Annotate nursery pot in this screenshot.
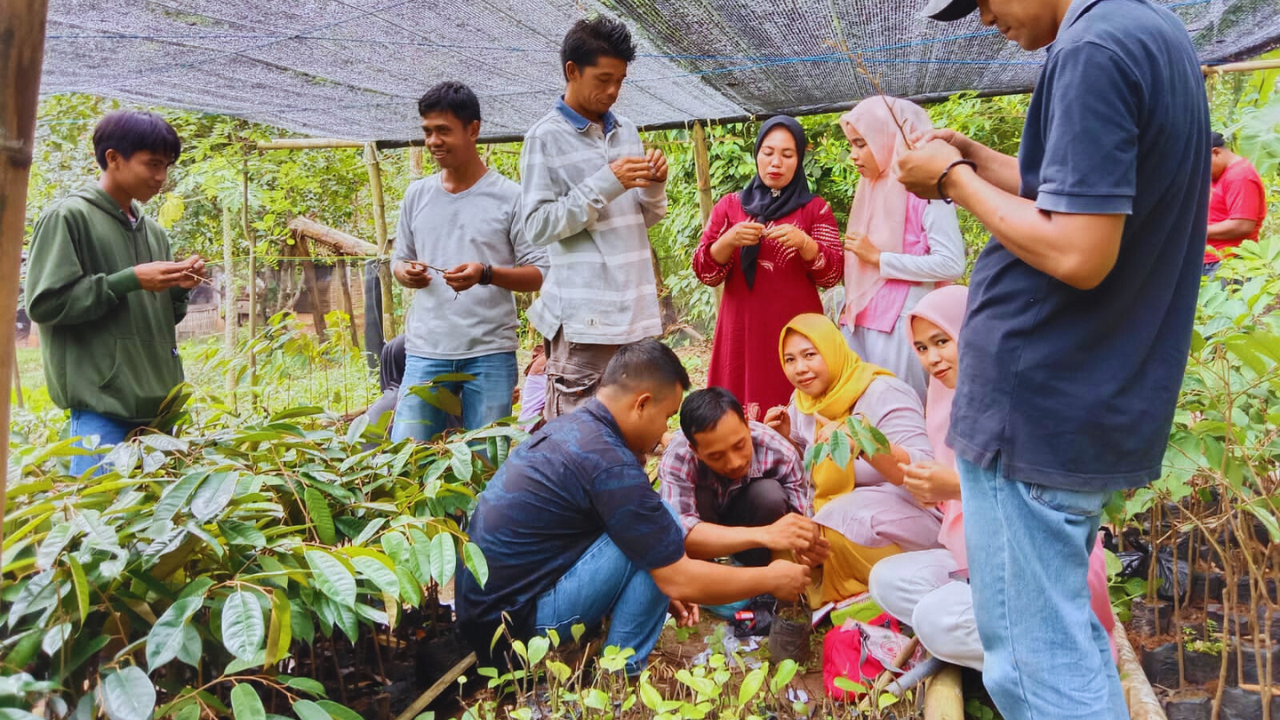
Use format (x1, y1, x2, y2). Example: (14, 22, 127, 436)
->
(769, 615, 811, 664)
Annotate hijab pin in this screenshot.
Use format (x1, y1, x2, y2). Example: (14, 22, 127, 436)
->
(770, 188, 781, 197)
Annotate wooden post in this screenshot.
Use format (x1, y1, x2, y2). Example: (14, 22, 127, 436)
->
(0, 0, 47, 548)
(336, 259, 359, 348)
(11, 339, 22, 410)
(286, 217, 380, 257)
(692, 121, 722, 306)
(242, 157, 257, 343)
(295, 235, 328, 341)
(409, 146, 424, 179)
(222, 205, 237, 403)
(692, 121, 715, 227)
(923, 664, 963, 720)
(364, 142, 396, 343)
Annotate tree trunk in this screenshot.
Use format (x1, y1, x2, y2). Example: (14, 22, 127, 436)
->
(0, 0, 49, 545)
(287, 216, 379, 257)
(337, 259, 359, 348)
(295, 236, 328, 340)
(222, 205, 237, 402)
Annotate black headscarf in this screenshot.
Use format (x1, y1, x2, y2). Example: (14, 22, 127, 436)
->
(737, 116, 815, 289)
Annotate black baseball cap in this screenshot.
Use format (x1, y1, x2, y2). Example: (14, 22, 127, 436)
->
(924, 0, 978, 21)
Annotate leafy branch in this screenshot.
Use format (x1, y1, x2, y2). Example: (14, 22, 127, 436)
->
(803, 416, 891, 473)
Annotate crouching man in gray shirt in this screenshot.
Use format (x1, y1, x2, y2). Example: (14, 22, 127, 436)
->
(391, 82, 549, 442)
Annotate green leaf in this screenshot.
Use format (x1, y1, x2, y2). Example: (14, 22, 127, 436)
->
(381, 531, 411, 567)
(352, 518, 385, 548)
(462, 542, 488, 589)
(219, 520, 267, 547)
(292, 700, 331, 720)
(395, 567, 423, 607)
(527, 635, 549, 666)
(304, 488, 337, 545)
(878, 692, 898, 710)
(265, 590, 292, 668)
(270, 406, 325, 422)
(306, 551, 357, 608)
(98, 667, 156, 720)
(409, 530, 433, 586)
(284, 677, 327, 698)
(176, 624, 202, 668)
(345, 415, 370, 446)
(833, 676, 865, 695)
(147, 595, 204, 671)
(221, 590, 266, 662)
(738, 665, 767, 706)
(351, 556, 400, 598)
(316, 700, 364, 720)
(191, 471, 238, 521)
(231, 683, 266, 720)
(68, 556, 90, 624)
(449, 442, 473, 482)
(828, 427, 852, 469)
(428, 532, 455, 586)
(151, 471, 207, 527)
(36, 521, 80, 570)
(770, 659, 798, 694)
(639, 680, 664, 710)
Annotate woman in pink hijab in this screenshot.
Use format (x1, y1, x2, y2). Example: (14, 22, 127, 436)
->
(867, 285, 1117, 670)
(839, 97, 965, 404)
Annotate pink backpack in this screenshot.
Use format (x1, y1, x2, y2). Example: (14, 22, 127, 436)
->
(822, 612, 922, 700)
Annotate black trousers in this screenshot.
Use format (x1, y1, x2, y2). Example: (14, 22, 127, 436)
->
(694, 478, 789, 567)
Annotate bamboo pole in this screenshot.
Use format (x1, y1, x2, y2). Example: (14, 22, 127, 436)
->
(364, 142, 396, 343)
(0, 0, 48, 549)
(11, 339, 23, 410)
(1113, 614, 1167, 720)
(393, 652, 475, 720)
(222, 205, 237, 405)
(1204, 59, 1280, 76)
(692, 121, 715, 227)
(242, 157, 257, 345)
(923, 664, 964, 720)
(409, 146, 424, 179)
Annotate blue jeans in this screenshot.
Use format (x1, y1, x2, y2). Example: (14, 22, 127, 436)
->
(390, 352, 518, 442)
(534, 532, 669, 676)
(69, 410, 144, 477)
(958, 457, 1125, 720)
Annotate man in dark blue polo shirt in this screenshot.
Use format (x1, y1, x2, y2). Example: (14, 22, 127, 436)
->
(456, 339, 812, 676)
(896, 0, 1209, 717)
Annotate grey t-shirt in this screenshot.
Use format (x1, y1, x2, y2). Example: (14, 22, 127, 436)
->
(393, 171, 549, 359)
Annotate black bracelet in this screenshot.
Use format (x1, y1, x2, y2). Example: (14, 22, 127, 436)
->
(479, 263, 493, 286)
(937, 159, 977, 205)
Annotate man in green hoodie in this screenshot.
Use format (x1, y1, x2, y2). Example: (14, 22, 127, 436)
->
(25, 110, 205, 476)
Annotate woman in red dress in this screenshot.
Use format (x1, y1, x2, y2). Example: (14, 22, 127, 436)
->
(693, 116, 843, 415)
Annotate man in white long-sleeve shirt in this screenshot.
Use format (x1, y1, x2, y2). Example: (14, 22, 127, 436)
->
(520, 17, 669, 420)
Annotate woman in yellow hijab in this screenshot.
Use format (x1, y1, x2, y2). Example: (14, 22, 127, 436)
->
(764, 313, 942, 604)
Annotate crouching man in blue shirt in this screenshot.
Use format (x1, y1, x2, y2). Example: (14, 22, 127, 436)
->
(896, 0, 1210, 717)
(456, 339, 811, 676)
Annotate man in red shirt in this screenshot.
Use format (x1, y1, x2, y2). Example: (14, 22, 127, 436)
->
(1205, 131, 1268, 276)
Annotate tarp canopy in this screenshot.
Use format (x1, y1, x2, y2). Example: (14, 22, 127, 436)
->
(40, 0, 1280, 142)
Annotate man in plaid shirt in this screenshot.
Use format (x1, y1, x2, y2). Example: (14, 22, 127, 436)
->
(660, 388, 829, 568)
(520, 17, 669, 420)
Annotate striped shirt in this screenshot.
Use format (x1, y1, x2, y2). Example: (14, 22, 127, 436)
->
(659, 420, 812, 535)
(520, 100, 666, 344)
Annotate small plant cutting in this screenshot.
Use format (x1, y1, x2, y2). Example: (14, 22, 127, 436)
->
(803, 415, 892, 474)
